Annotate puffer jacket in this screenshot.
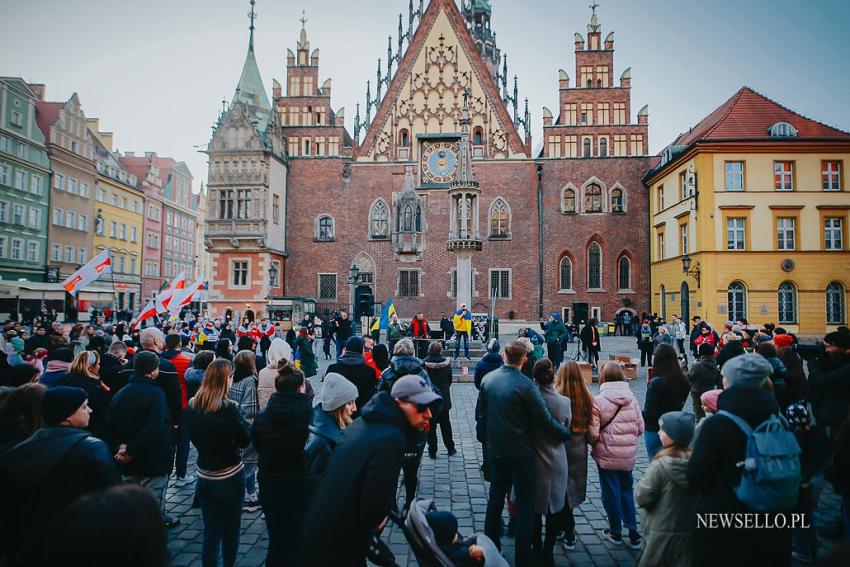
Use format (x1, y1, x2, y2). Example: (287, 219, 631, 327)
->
(588, 381, 644, 471)
(635, 455, 697, 567)
(423, 354, 453, 410)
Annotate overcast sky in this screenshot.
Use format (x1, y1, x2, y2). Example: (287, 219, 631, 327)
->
(3, 0, 849, 190)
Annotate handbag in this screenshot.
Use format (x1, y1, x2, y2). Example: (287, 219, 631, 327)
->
(366, 533, 398, 567)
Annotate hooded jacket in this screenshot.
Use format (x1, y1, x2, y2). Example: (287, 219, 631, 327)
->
(635, 455, 697, 567)
(423, 354, 453, 410)
(327, 352, 379, 413)
(377, 354, 431, 393)
(251, 391, 312, 485)
(474, 352, 504, 390)
(687, 355, 721, 395)
(588, 381, 644, 471)
(300, 391, 414, 565)
(304, 404, 343, 496)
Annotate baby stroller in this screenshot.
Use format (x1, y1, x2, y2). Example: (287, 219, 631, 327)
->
(376, 499, 508, 567)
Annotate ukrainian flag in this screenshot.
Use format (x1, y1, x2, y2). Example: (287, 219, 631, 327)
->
(197, 328, 208, 345)
(373, 299, 396, 331)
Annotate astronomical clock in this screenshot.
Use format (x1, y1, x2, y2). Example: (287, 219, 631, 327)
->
(420, 137, 460, 187)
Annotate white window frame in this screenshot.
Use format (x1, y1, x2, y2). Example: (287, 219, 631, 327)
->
(825, 217, 843, 250)
(826, 282, 846, 325)
(51, 243, 60, 261)
(26, 241, 37, 262)
(725, 161, 744, 192)
(10, 239, 22, 260)
(78, 248, 87, 265)
(12, 204, 24, 225)
(822, 160, 842, 191)
(774, 161, 794, 191)
(777, 217, 796, 251)
(64, 245, 74, 263)
(0, 236, 7, 258)
(727, 218, 746, 251)
(777, 282, 797, 324)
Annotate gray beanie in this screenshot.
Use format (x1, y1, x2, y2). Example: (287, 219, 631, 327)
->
(320, 372, 359, 412)
(723, 353, 774, 388)
(658, 411, 695, 447)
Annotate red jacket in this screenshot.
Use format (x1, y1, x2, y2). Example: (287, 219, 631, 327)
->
(411, 318, 431, 338)
(364, 352, 381, 380)
(162, 350, 192, 409)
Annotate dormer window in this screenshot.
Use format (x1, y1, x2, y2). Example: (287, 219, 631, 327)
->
(769, 122, 798, 138)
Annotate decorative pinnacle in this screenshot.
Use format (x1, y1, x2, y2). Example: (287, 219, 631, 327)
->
(248, 0, 257, 51)
(299, 8, 307, 30)
(589, 1, 599, 17)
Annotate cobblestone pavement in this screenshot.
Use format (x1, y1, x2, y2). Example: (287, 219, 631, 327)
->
(165, 336, 835, 566)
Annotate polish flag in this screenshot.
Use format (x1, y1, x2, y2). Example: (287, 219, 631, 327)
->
(62, 250, 112, 297)
(167, 279, 205, 314)
(130, 301, 158, 332)
(155, 272, 187, 312)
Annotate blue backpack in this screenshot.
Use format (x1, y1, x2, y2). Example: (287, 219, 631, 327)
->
(717, 410, 801, 511)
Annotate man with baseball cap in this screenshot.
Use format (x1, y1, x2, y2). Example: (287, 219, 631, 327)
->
(0, 386, 121, 564)
(301, 374, 441, 565)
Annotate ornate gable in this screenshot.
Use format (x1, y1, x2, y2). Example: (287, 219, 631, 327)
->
(357, 0, 526, 162)
(208, 103, 266, 153)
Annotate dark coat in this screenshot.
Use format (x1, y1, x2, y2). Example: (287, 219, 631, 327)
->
(300, 391, 414, 565)
(377, 354, 431, 393)
(118, 349, 181, 426)
(334, 317, 353, 342)
(687, 355, 722, 395)
(579, 324, 600, 352)
(423, 354, 453, 410)
(295, 336, 318, 378)
(327, 353, 377, 413)
(687, 386, 790, 566)
(473, 352, 504, 390)
(0, 427, 121, 564)
(828, 417, 850, 496)
(63, 372, 111, 440)
(108, 374, 174, 477)
(251, 391, 312, 485)
(809, 355, 850, 431)
(304, 404, 343, 496)
(99, 352, 128, 392)
(187, 400, 250, 472)
(715, 341, 745, 369)
(642, 374, 690, 432)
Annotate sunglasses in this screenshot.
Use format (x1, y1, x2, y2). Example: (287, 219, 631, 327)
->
(403, 399, 431, 413)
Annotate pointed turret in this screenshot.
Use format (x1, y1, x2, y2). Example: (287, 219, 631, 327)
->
(234, 0, 271, 115)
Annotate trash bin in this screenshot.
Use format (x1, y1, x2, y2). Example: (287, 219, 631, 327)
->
(597, 323, 608, 337)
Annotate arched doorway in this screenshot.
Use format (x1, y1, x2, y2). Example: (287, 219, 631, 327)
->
(225, 308, 233, 322)
(244, 309, 255, 323)
(680, 281, 690, 330)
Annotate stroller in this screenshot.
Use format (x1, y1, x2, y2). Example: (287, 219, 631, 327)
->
(373, 499, 509, 567)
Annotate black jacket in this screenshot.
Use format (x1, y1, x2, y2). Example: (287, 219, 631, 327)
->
(474, 353, 504, 390)
(715, 341, 745, 369)
(579, 324, 600, 352)
(687, 386, 789, 566)
(118, 349, 181, 426)
(377, 355, 431, 392)
(423, 354, 453, 410)
(63, 372, 111, 440)
(829, 417, 850, 495)
(809, 355, 850, 431)
(188, 400, 250, 472)
(108, 375, 174, 477)
(0, 427, 121, 564)
(335, 318, 353, 342)
(251, 391, 311, 484)
(476, 365, 570, 458)
(642, 374, 690, 432)
(688, 355, 722, 395)
(327, 353, 377, 413)
(300, 391, 414, 565)
(99, 352, 128, 392)
(304, 404, 343, 496)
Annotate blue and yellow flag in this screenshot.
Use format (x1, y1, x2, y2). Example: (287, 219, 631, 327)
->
(377, 299, 397, 330)
(197, 328, 208, 345)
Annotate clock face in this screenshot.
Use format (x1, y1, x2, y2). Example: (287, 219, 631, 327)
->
(421, 141, 459, 184)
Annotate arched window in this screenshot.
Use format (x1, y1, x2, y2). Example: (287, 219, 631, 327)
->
(585, 183, 603, 213)
(583, 138, 592, 158)
(559, 257, 573, 290)
(415, 205, 422, 232)
(473, 127, 483, 145)
(489, 198, 510, 238)
(728, 282, 747, 322)
(611, 188, 624, 212)
(618, 256, 631, 290)
(399, 129, 410, 147)
(827, 282, 846, 324)
(316, 215, 334, 241)
(562, 188, 576, 213)
(402, 205, 413, 232)
(778, 282, 797, 324)
(660, 284, 667, 320)
(588, 242, 602, 289)
(599, 138, 608, 158)
(369, 200, 389, 238)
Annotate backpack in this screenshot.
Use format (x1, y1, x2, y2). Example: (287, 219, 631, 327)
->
(716, 410, 801, 511)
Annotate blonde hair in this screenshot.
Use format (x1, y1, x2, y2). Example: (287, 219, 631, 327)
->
(599, 362, 625, 384)
(190, 359, 233, 414)
(329, 404, 354, 429)
(554, 361, 593, 433)
(70, 350, 100, 379)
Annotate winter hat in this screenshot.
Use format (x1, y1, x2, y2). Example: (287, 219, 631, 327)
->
(48, 348, 75, 363)
(267, 338, 293, 367)
(320, 373, 359, 412)
(756, 334, 774, 344)
(784, 401, 812, 432)
(700, 389, 722, 414)
(658, 411, 695, 446)
(722, 353, 774, 388)
(134, 351, 160, 375)
(824, 327, 850, 349)
(10, 336, 24, 353)
(345, 336, 365, 354)
(486, 338, 501, 354)
(41, 386, 88, 426)
(424, 510, 458, 547)
(773, 334, 794, 348)
(551, 312, 561, 321)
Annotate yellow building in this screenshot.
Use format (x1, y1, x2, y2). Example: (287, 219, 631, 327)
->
(646, 87, 850, 337)
(88, 120, 145, 313)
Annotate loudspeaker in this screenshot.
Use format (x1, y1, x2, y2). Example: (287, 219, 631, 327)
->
(572, 302, 589, 325)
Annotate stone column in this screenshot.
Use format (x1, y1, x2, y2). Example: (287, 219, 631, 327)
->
(455, 250, 473, 309)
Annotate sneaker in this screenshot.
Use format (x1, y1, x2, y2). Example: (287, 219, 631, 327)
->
(428, 452, 437, 459)
(603, 528, 622, 545)
(164, 516, 180, 529)
(627, 530, 642, 550)
(447, 448, 457, 457)
(791, 552, 813, 564)
(562, 532, 576, 550)
(174, 474, 195, 487)
(242, 497, 261, 513)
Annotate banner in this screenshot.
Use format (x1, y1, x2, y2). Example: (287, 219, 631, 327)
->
(129, 301, 158, 332)
(61, 250, 111, 297)
(167, 279, 204, 314)
(155, 272, 187, 312)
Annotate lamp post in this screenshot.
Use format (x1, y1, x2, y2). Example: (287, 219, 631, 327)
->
(681, 253, 701, 288)
(267, 263, 278, 319)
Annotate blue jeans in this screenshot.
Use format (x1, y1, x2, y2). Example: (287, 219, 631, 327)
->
(260, 482, 307, 567)
(644, 431, 662, 460)
(485, 453, 536, 567)
(454, 331, 469, 358)
(243, 462, 257, 497)
(198, 474, 243, 567)
(598, 468, 638, 535)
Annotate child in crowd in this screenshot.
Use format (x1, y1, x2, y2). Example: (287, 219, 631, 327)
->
(425, 510, 485, 566)
(635, 411, 697, 566)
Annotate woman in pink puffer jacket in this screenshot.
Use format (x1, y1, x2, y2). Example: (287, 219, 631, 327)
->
(588, 363, 645, 549)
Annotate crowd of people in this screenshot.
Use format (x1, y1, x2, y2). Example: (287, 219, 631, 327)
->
(0, 309, 849, 567)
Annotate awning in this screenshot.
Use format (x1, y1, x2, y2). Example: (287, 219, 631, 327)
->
(0, 281, 114, 301)
(78, 288, 116, 302)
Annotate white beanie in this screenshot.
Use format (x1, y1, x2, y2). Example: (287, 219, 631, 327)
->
(267, 337, 292, 367)
(320, 373, 359, 412)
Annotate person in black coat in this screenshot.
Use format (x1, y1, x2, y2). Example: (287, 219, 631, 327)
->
(474, 340, 504, 390)
(108, 351, 176, 526)
(100, 341, 129, 392)
(118, 328, 182, 430)
(0, 386, 121, 566)
(251, 362, 313, 567)
(333, 312, 353, 359)
(808, 327, 850, 435)
(688, 354, 791, 567)
(64, 351, 112, 440)
(300, 376, 440, 566)
(423, 341, 456, 458)
(715, 336, 746, 369)
(325, 336, 378, 415)
(642, 344, 690, 458)
(579, 319, 601, 369)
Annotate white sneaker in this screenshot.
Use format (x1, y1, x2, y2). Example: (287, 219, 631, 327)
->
(175, 475, 196, 487)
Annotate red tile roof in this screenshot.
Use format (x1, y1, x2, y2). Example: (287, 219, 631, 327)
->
(675, 87, 850, 146)
(35, 101, 64, 139)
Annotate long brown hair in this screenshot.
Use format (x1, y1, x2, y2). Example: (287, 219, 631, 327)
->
(554, 361, 593, 433)
(329, 405, 354, 429)
(190, 359, 233, 414)
(70, 350, 100, 379)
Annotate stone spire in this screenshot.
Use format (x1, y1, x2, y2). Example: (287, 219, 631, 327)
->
(588, 1, 601, 34)
(454, 90, 476, 187)
(234, 0, 271, 112)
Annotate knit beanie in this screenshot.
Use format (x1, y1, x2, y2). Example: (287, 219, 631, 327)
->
(658, 411, 695, 446)
(424, 510, 458, 548)
(42, 386, 88, 426)
(486, 338, 501, 354)
(700, 389, 722, 414)
(134, 351, 160, 375)
(773, 334, 794, 348)
(722, 353, 773, 388)
(320, 373, 359, 412)
(345, 336, 364, 354)
(10, 336, 24, 353)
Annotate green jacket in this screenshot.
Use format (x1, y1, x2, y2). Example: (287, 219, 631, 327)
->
(387, 322, 404, 341)
(544, 320, 568, 344)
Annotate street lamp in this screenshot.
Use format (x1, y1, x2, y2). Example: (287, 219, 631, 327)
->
(267, 263, 278, 319)
(681, 254, 701, 288)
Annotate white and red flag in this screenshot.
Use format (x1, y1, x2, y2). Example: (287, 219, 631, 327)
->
(61, 250, 112, 297)
(155, 272, 187, 312)
(167, 279, 205, 314)
(129, 301, 158, 332)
